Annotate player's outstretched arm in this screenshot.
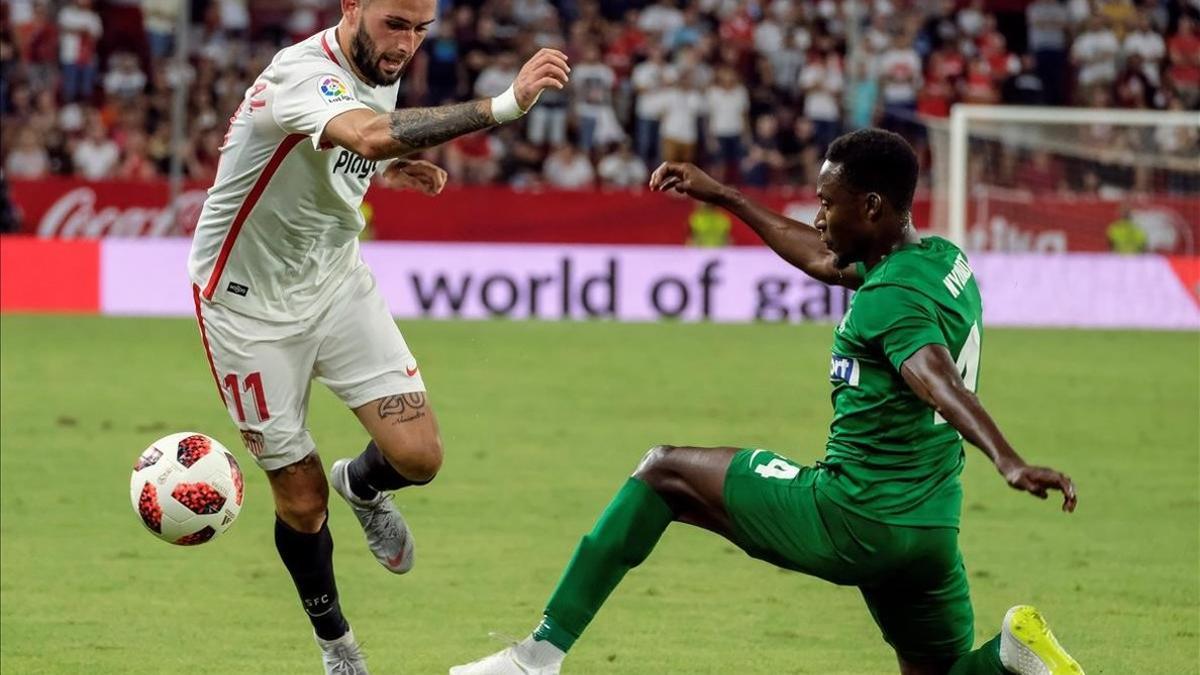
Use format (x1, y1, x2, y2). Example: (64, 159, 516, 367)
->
(899, 344, 1079, 512)
(649, 162, 860, 288)
(323, 48, 569, 160)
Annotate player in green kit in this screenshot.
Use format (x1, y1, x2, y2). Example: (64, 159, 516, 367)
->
(451, 129, 1083, 675)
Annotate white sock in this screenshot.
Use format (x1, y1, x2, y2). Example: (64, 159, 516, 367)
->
(513, 635, 566, 668)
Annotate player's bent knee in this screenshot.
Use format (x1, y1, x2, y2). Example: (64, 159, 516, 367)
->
(405, 439, 443, 482)
(377, 435, 444, 483)
(275, 492, 329, 533)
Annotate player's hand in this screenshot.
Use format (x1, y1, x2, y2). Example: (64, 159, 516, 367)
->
(513, 48, 570, 111)
(649, 162, 731, 205)
(1002, 463, 1078, 512)
(381, 159, 447, 196)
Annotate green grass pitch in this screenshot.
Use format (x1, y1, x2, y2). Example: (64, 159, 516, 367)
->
(1, 316, 1197, 674)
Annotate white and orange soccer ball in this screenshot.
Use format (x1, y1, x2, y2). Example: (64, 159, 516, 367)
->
(130, 432, 244, 546)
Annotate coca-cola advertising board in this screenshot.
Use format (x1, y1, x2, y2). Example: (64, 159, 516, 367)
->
(8, 178, 1198, 253)
(10, 178, 210, 238)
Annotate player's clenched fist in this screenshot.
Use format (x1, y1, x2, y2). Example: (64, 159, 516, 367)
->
(649, 162, 731, 205)
(381, 159, 448, 196)
(513, 48, 570, 112)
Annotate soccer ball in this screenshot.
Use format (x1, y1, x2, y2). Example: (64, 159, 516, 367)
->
(130, 432, 244, 546)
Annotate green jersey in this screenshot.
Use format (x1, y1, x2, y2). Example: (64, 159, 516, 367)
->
(818, 237, 983, 528)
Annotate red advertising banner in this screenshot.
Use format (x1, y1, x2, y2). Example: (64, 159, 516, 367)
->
(965, 191, 1199, 254)
(0, 237, 100, 312)
(7, 178, 1197, 253)
(358, 185, 861, 246)
(5, 178, 828, 245)
(8, 177, 211, 238)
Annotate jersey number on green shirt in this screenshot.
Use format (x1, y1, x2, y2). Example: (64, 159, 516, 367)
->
(933, 321, 981, 425)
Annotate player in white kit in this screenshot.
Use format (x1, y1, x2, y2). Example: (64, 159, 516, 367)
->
(187, 0, 569, 672)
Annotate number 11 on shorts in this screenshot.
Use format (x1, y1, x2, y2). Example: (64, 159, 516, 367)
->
(223, 372, 270, 422)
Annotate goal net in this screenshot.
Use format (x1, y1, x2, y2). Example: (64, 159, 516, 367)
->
(925, 105, 1199, 255)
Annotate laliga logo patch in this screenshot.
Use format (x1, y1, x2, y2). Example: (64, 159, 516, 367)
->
(319, 76, 354, 104)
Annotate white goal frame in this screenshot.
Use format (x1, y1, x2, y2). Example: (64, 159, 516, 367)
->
(946, 104, 1200, 245)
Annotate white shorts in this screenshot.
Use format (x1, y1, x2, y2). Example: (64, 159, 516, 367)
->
(191, 265, 425, 471)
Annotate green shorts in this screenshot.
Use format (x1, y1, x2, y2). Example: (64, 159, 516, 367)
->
(723, 449, 974, 662)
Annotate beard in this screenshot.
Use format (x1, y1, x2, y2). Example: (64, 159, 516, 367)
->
(349, 22, 407, 87)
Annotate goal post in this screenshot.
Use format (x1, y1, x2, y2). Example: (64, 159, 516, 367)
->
(930, 104, 1199, 253)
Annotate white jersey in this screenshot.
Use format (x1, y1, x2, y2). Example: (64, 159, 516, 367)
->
(188, 28, 399, 321)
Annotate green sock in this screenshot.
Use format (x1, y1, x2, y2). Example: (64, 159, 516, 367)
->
(947, 635, 1005, 675)
(532, 477, 674, 652)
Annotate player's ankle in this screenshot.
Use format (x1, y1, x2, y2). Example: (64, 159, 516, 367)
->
(314, 618, 351, 642)
(531, 614, 577, 653)
(345, 453, 382, 501)
(514, 635, 566, 668)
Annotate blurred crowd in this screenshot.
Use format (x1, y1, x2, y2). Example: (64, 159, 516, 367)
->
(1, 0, 1198, 191)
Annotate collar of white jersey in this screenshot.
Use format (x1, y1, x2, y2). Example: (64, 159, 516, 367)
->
(319, 28, 361, 83)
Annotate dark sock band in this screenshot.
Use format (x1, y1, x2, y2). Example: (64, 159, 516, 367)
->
(346, 441, 431, 500)
(274, 514, 349, 641)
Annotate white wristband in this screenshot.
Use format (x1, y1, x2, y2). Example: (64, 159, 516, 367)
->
(490, 84, 527, 124)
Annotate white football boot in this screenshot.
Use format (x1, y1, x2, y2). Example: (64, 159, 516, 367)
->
(449, 637, 563, 675)
(330, 459, 414, 574)
(316, 629, 369, 675)
(999, 605, 1084, 675)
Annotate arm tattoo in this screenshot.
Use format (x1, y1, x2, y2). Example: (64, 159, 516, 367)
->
(388, 100, 495, 155)
(378, 392, 428, 425)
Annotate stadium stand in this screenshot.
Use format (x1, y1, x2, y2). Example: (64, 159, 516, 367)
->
(1, 0, 1197, 190)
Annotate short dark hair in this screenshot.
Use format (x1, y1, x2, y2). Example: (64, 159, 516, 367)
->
(825, 129, 919, 214)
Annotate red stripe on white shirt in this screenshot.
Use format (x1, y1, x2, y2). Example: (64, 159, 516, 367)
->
(202, 133, 306, 300)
